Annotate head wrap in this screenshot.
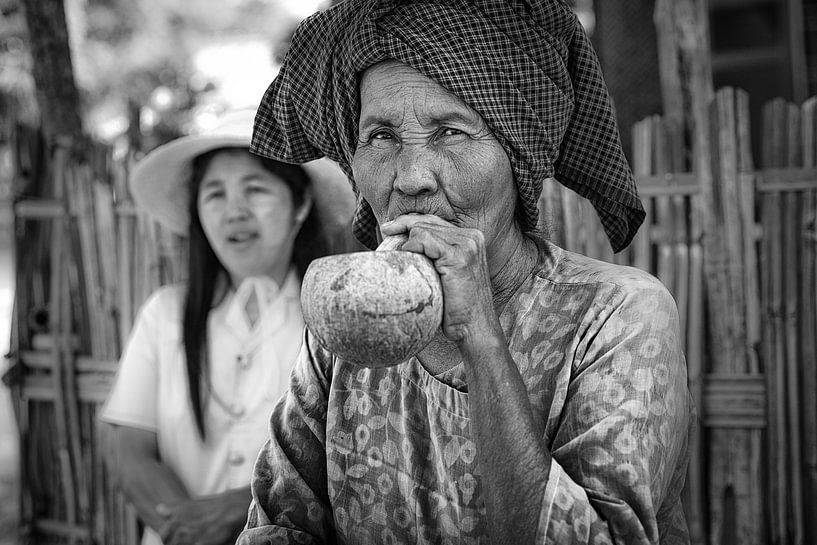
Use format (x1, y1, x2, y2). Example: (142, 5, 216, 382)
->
(252, 0, 644, 252)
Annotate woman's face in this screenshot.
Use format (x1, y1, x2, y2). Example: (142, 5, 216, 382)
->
(197, 149, 305, 286)
(352, 60, 519, 255)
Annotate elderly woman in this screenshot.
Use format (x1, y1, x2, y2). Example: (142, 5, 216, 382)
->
(240, 1, 692, 544)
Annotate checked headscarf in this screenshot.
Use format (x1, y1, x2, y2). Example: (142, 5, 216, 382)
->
(252, 0, 645, 252)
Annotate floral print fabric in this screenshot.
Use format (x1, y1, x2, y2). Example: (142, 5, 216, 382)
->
(238, 242, 693, 544)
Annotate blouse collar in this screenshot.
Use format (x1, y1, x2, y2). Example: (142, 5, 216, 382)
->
(220, 269, 300, 340)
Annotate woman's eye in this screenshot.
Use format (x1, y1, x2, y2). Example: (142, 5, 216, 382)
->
(246, 184, 268, 194)
(435, 127, 465, 140)
(201, 189, 224, 202)
(364, 128, 398, 149)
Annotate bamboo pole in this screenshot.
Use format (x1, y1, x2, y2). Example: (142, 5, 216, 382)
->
(761, 98, 791, 544)
(650, 5, 713, 537)
(116, 203, 135, 344)
(685, 203, 706, 545)
(654, 116, 676, 289)
(66, 162, 100, 357)
(632, 117, 653, 272)
(736, 90, 765, 544)
(801, 97, 817, 544)
(47, 145, 79, 544)
(704, 87, 764, 545)
(671, 183, 689, 343)
(665, 116, 690, 341)
(93, 162, 120, 359)
(783, 102, 805, 545)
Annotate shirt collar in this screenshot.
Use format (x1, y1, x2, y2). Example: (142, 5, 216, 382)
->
(219, 269, 301, 339)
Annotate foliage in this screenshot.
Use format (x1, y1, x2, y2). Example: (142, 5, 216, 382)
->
(2, 0, 308, 147)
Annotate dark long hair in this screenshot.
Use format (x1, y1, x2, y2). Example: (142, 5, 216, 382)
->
(183, 148, 330, 439)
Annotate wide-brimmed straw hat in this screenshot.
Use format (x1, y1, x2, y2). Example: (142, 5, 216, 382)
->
(129, 108, 355, 237)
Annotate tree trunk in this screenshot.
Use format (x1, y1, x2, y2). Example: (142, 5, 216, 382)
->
(20, 0, 84, 141)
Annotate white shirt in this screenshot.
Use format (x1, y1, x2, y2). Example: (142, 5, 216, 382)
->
(100, 271, 304, 545)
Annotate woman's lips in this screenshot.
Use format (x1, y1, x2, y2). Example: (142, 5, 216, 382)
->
(226, 231, 258, 244)
(387, 211, 452, 222)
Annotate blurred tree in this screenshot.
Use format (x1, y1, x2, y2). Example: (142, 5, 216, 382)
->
(5, 0, 305, 150)
(19, 0, 84, 141)
(72, 0, 297, 148)
(0, 0, 37, 126)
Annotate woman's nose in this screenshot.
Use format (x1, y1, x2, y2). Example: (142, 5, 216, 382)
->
(393, 146, 438, 196)
(224, 192, 251, 221)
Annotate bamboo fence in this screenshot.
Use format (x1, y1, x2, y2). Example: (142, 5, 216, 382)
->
(758, 96, 817, 545)
(3, 87, 817, 544)
(4, 123, 184, 544)
(541, 88, 815, 545)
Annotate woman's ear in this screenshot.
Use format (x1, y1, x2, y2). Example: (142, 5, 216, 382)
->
(295, 194, 313, 225)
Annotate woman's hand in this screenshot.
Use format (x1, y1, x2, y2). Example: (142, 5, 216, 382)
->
(380, 214, 501, 344)
(384, 213, 548, 544)
(157, 489, 250, 545)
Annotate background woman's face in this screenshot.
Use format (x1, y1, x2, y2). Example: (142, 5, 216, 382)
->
(197, 149, 304, 285)
(352, 60, 519, 253)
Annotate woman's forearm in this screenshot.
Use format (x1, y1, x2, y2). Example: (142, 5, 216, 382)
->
(157, 487, 252, 545)
(461, 330, 551, 545)
(105, 425, 190, 532)
(119, 454, 191, 531)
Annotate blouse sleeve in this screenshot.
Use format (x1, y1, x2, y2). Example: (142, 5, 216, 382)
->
(98, 288, 174, 431)
(237, 330, 338, 545)
(536, 274, 692, 545)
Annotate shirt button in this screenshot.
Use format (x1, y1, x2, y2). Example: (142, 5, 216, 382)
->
(237, 355, 249, 369)
(231, 404, 246, 418)
(228, 452, 245, 466)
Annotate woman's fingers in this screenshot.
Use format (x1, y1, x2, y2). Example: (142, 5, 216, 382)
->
(381, 214, 478, 260)
(379, 214, 502, 342)
(382, 217, 496, 342)
(380, 213, 452, 236)
(400, 224, 480, 265)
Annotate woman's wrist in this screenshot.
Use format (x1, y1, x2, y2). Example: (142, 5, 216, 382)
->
(457, 320, 507, 371)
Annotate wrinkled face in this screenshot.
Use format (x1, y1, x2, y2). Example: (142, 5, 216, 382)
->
(197, 149, 305, 285)
(352, 60, 520, 254)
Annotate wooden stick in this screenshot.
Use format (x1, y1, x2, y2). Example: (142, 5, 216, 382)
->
(60, 235, 90, 529)
(737, 91, 761, 372)
(761, 97, 788, 544)
(705, 87, 764, 545)
(685, 237, 706, 543)
(93, 166, 120, 359)
(737, 92, 766, 543)
(632, 117, 653, 272)
(66, 161, 102, 358)
(655, 116, 675, 289)
(784, 102, 805, 544)
(801, 96, 817, 543)
(47, 146, 79, 542)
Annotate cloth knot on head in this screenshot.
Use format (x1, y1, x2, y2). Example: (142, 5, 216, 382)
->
(252, 0, 644, 252)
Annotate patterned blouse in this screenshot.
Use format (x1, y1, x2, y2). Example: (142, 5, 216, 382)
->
(238, 243, 693, 544)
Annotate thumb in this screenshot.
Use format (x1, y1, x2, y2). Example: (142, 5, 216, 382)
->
(155, 503, 173, 517)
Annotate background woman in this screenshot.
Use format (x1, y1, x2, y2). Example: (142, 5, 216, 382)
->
(99, 109, 353, 545)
